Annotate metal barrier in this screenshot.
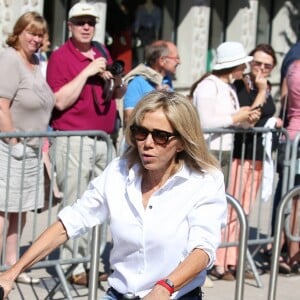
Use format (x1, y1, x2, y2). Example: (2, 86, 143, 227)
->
(203, 127, 290, 288)
(268, 186, 300, 300)
(0, 126, 296, 299)
(225, 193, 248, 300)
(0, 130, 113, 299)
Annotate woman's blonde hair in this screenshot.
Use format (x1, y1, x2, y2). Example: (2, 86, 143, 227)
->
(6, 11, 47, 50)
(124, 90, 219, 173)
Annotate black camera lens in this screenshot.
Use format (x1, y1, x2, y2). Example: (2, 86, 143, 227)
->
(106, 60, 125, 76)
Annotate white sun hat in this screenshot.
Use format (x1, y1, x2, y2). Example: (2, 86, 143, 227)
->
(68, 2, 98, 20)
(213, 41, 253, 70)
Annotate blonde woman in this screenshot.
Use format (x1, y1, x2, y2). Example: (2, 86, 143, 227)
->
(0, 91, 226, 299)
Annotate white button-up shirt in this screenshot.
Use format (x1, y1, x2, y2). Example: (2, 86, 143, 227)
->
(58, 157, 227, 298)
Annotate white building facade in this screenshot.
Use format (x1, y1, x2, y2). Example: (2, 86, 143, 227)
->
(0, 0, 299, 100)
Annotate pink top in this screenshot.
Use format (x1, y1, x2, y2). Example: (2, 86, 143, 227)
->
(192, 74, 240, 151)
(286, 60, 300, 140)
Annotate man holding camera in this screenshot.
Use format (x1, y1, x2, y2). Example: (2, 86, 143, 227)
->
(46, 2, 125, 286)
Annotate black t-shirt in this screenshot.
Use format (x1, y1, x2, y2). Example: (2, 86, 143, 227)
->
(233, 78, 276, 161)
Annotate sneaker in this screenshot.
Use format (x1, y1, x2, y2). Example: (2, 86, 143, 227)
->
(16, 272, 40, 285)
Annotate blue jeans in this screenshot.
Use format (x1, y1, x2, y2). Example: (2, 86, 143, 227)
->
(100, 288, 203, 300)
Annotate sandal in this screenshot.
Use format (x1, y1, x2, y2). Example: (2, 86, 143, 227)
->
(279, 259, 291, 274)
(290, 262, 300, 275)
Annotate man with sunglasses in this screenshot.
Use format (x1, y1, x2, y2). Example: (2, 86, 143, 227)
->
(123, 40, 180, 126)
(46, 2, 125, 286)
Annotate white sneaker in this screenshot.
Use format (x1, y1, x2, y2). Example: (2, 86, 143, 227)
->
(16, 272, 40, 284)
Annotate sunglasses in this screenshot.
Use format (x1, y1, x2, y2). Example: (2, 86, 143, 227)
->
(163, 55, 180, 61)
(71, 19, 96, 27)
(251, 60, 273, 71)
(130, 124, 179, 146)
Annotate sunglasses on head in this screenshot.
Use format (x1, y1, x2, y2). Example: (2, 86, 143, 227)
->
(130, 124, 179, 146)
(71, 19, 96, 27)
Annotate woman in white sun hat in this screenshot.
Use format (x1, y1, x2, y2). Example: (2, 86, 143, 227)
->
(191, 41, 260, 189)
(191, 41, 261, 281)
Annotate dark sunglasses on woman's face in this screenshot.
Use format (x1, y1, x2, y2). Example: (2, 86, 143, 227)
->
(130, 124, 179, 146)
(71, 19, 96, 27)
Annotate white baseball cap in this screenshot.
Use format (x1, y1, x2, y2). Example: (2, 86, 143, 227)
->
(213, 41, 253, 70)
(68, 2, 98, 20)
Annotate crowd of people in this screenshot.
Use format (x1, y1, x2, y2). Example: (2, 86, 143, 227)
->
(0, 1, 299, 299)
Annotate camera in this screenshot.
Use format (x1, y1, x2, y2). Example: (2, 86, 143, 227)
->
(106, 60, 125, 76)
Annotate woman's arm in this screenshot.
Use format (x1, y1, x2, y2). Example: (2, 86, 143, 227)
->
(143, 249, 208, 300)
(0, 220, 68, 298)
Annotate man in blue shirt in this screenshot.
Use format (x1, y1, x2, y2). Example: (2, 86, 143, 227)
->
(123, 40, 180, 126)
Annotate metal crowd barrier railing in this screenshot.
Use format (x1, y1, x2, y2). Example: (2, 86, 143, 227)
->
(268, 132, 300, 300)
(268, 186, 300, 300)
(225, 193, 248, 300)
(0, 130, 113, 299)
(203, 127, 290, 289)
(0, 126, 295, 299)
(268, 133, 300, 300)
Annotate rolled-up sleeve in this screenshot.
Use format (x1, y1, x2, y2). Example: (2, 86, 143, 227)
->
(58, 176, 109, 239)
(187, 171, 227, 269)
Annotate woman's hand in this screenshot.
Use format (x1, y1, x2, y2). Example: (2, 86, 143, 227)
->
(248, 108, 261, 125)
(232, 106, 252, 124)
(275, 117, 283, 128)
(0, 274, 14, 299)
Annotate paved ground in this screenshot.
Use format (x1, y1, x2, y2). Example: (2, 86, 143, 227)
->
(6, 192, 300, 299)
(6, 268, 300, 300)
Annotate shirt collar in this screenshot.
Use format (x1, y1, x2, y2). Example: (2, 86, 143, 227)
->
(127, 161, 191, 187)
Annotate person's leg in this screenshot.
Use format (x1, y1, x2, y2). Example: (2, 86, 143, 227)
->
(0, 212, 6, 262)
(288, 198, 300, 269)
(92, 139, 116, 278)
(240, 160, 262, 215)
(51, 136, 92, 280)
(5, 212, 26, 266)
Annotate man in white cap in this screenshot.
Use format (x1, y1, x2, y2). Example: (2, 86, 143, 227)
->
(46, 2, 125, 286)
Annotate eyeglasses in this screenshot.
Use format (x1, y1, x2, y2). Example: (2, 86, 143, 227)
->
(71, 19, 96, 27)
(251, 60, 273, 70)
(130, 124, 179, 146)
(25, 30, 44, 39)
(163, 56, 180, 61)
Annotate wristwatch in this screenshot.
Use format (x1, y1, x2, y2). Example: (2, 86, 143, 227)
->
(156, 278, 175, 295)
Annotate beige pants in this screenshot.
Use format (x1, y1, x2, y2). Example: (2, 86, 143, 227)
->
(51, 136, 114, 275)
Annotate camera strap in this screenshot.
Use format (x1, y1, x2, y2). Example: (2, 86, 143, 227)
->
(92, 41, 108, 60)
(91, 41, 114, 105)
